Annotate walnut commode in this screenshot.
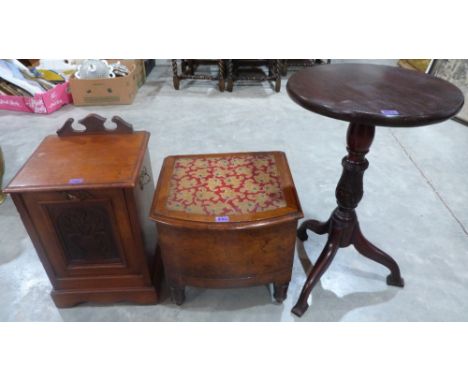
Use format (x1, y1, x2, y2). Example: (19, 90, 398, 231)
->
(150, 151, 303, 305)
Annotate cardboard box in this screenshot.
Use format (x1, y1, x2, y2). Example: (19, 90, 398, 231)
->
(69, 64, 137, 106)
(0, 81, 72, 114)
(108, 59, 146, 87)
(126, 59, 146, 88)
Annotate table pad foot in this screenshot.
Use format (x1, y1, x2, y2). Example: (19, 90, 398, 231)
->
(386, 274, 405, 287)
(291, 300, 309, 317)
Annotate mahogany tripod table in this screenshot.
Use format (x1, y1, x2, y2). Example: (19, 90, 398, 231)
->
(286, 63, 464, 317)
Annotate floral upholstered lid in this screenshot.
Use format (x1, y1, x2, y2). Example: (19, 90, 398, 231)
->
(150, 152, 302, 224)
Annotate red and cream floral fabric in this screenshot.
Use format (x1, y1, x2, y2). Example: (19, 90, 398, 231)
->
(166, 154, 287, 216)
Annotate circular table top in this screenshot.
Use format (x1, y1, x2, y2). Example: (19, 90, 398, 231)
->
(287, 63, 464, 127)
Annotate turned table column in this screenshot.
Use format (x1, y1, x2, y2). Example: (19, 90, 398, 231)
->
(293, 122, 404, 316)
(287, 63, 464, 317)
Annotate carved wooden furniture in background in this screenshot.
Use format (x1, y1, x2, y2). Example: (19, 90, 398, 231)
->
(171, 59, 225, 91)
(287, 63, 464, 317)
(226, 60, 281, 92)
(280, 59, 331, 76)
(150, 151, 303, 305)
(4, 114, 160, 307)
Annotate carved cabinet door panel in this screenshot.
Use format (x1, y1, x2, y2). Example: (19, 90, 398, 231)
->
(22, 188, 142, 278)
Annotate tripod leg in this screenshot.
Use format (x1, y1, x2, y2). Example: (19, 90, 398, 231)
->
(353, 226, 404, 287)
(291, 227, 341, 317)
(297, 219, 330, 241)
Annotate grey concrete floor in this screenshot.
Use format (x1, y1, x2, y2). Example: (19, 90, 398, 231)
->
(1, 59, 467, 321)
